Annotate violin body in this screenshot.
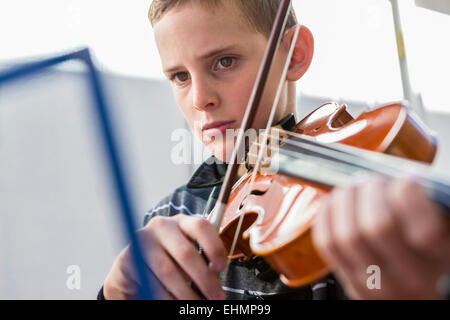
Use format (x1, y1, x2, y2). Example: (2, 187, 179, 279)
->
(217, 102, 438, 287)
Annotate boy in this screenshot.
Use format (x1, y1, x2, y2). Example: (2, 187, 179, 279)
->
(101, 0, 449, 300)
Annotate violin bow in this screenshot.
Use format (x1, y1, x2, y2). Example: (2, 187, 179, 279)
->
(210, 0, 293, 230)
(210, 0, 303, 264)
(389, 0, 426, 118)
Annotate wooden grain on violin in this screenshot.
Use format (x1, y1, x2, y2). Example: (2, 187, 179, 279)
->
(217, 102, 441, 288)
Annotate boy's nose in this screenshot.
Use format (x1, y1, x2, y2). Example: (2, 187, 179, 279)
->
(192, 77, 219, 111)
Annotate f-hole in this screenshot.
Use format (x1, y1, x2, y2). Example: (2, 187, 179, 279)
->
(250, 190, 266, 196)
(239, 189, 267, 210)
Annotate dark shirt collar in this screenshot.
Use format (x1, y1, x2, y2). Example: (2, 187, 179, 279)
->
(186, 113, 297, 189)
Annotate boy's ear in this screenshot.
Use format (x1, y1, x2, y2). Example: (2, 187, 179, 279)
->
(283, 25, 314, 82)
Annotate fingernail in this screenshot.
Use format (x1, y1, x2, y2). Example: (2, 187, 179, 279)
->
(213, 257, 227, 272)
(212, 289, 225, 300)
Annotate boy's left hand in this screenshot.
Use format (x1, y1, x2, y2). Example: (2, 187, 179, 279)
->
(312, 175, 450, 299)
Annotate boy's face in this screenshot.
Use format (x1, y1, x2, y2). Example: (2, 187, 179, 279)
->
(154, 1, 290, 162)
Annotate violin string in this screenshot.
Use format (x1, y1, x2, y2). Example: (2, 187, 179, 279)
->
(250, 139, 450, 210)
(219, 0, 294, 280)
(226, 22, 301, 267)
(250, 134, 450, 199)
(248, 144, 375, 179)
(270, 126, 410, 169)
(252, 136, 396, 177)
(267, 126, 450, 187)
(270, 125, 430, 178)
(252, 134, 425, 182)
(247, 149, 368, 190)
(209, 0, 292, 233)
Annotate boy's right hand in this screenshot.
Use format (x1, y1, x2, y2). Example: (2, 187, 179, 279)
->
(103, 214, 228, 300)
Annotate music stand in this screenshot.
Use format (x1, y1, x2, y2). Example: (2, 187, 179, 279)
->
(0, 48, 154, 300)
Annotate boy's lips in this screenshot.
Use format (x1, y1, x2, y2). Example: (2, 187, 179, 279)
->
(202, 120, 236, 137)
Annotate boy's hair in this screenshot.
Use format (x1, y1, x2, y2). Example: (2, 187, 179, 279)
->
(148, 0, 298, 38)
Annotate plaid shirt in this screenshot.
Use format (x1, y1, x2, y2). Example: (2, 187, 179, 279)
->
(142, 114, 348, 300)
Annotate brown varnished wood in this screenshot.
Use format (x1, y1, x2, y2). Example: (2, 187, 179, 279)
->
(216, 102, 438, 287)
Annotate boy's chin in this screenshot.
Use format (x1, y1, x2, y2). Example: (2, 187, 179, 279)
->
(207, 140, 236, 164)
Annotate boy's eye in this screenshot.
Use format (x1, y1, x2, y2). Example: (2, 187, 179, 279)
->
(173, 72, 190, 83)
(215, 57, 235, 70)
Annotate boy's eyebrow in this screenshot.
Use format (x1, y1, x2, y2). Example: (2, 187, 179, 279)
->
(163, 44, 242, 74)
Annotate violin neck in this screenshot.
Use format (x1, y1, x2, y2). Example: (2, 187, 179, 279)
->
(273, 137, 450, 215)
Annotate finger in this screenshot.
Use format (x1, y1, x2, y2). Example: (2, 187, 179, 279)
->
(388, 178, 450, 264)
(313, 195, 371, 299)
(140, 231, 202, 300)
(153, 251, 202, 300)
(107, 245, 174, 300)
(329, 184, 396, 299)
(143, 268, 175, 300)
(154, 216, 225, 300)
(330, 184, 391, 298)
(312, 194, 361, 278)
(332, 185, 378, 271)
(177, 214, 227, 272)
(356, 176, 423, 298)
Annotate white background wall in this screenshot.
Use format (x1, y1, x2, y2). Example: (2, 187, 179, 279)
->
(0, 69, 448, 299)
(1, 0, 449, 112)
(0, 69, 191, 299)
(0, 0, 449, 299)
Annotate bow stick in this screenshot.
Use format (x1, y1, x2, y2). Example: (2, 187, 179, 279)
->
(210, 0, 293, 230)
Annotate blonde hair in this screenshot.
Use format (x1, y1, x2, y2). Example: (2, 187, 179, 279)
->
(148, 0, 298, 38)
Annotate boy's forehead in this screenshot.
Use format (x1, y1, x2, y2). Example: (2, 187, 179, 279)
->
(154, 1, 249, 34)
(153, 1, 265, 69)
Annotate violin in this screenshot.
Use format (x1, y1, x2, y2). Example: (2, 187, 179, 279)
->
(207, 0, 450, 288)
(212, 101, 450, 287)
